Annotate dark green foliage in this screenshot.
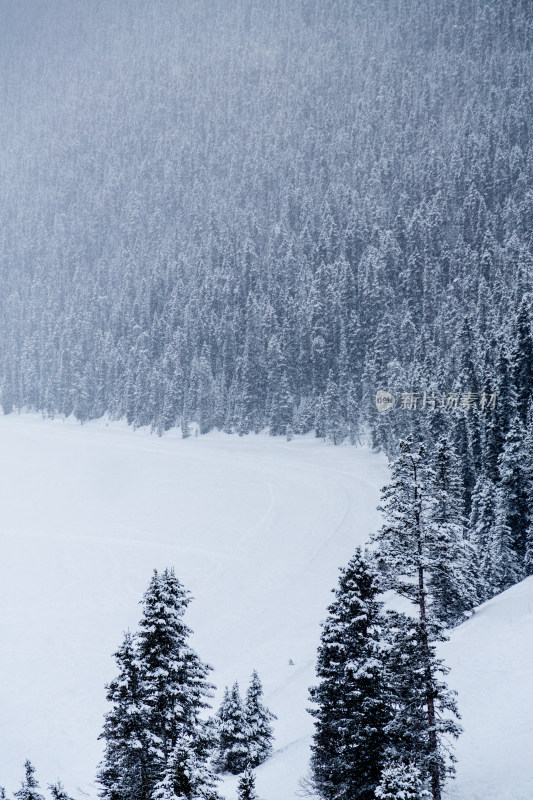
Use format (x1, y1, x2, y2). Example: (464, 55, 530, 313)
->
(237, 767, 258, 800)
(309, 549, 390, 800)
(245, 672, 276, 768)
(213, 684, 250, 775)
(371, 439, 462, 800)
(98, 569, 218, 800)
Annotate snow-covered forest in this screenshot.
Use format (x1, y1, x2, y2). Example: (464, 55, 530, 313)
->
(1, 1, 533, 799)
(2, 0, 533, 594)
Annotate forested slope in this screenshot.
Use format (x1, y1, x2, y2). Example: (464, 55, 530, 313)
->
(1, 1, 533, 595)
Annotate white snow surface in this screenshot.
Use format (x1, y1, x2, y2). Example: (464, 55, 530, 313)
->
(0, 414, 532, 800)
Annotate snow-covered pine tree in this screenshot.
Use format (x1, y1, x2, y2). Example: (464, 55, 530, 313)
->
(151, 735, 221, 800)
(213, 683, 251, 775)
(48, 783, 74, 800)
(371, 437, 461, 800)
(374, 761, 430, 800)
(490, 415, 530, 588)
(244, 671, 276, 767)
(137, 569, 216, 783)
(97, 632, 151, 800)
(309, 548, 390, 800)
(427, 437, 480, 625)
(380, 611, 460, 796)
(237, 766, 258, 800)
(14, 762, 45, 800)
(324, 371, 345, 445)
(510, 294, 533, 426)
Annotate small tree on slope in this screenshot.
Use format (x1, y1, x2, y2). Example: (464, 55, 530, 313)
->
(14, 762, 45, 800)
(48, 782, 75, 800)
(245, 671, 276, 767)
(237, 766, 258, 800)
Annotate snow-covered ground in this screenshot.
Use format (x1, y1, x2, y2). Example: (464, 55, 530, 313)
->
(1, 414, 532, 799)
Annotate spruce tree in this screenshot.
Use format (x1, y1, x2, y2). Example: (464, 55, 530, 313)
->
(99, 569, 218, 800)
(237, 766, 258, 800)
(137, 569, 215, 773)
(14, 762, 45, 800)
(309, 549, 390, 800)
(97, 632, 151, 800)
(244, 672, 276, 768)
(371, 438, 461, 800)
(151, 736, 221, 800)
(380, 612, 460, 794)
(427, 437, 479, 625)
(48, 783, 74, 800)
(213, 683, 250, 775)
(510, 295, 533, 426)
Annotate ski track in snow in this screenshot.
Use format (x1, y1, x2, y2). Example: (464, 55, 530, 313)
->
(1, 414, 532, 800)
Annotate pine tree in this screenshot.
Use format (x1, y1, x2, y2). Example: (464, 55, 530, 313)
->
(324, 371, 345, 445)
(237, 766, 258, 800)
(371, 438, 461, 800)
(48, 783, 74, 800)
(99, 570, 218, 800)
(97, 632, 151, 800)
(244, 672, 276, 768)
(309, 549, 390, 800)
(14, 762, 45, 800)
(213, 683, 250, 775)
(381, 612, 460, 793)
(510, 295, 533, 426)
(137, 570, 216, 772)
(375, 761, 430, 800)
(427, 437, 479, 625)
(151, 736, 221, 800)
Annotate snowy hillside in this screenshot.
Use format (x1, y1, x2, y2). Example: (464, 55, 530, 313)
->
(1, 415, 532, 800)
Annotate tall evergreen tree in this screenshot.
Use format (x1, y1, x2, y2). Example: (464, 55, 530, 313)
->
(371, 438, 461, 800)
(99, 570, 218, 800)
(97, 632, 151, 800)
(137, 569, 215, 773)
(244, 672, 276, 768)
(213, 683, 251, 775)
(427, 438, 480, 625)
(309, 549, 390, 800)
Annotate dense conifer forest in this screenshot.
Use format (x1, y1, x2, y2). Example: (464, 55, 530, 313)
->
(1, 6, 533, 796)
(2, 0, 532, 598)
